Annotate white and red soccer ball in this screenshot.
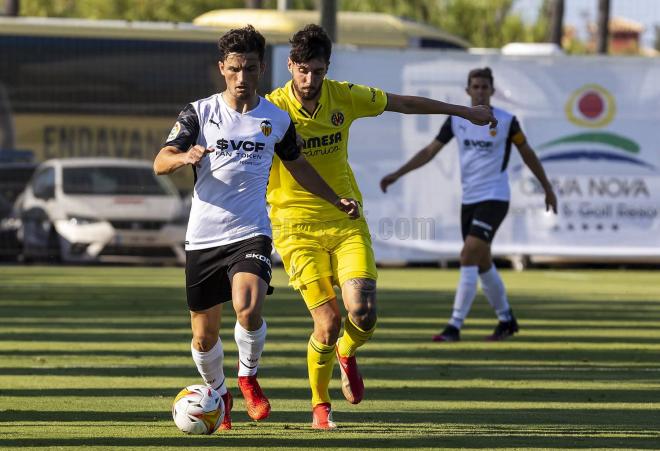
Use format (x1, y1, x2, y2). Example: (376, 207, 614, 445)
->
(172, 384, 224, 435)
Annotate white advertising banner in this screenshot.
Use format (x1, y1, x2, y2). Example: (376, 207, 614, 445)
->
(272, 47, 660, 262)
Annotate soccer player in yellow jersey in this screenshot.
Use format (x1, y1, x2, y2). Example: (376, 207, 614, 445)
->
(266, 24, 496, 429)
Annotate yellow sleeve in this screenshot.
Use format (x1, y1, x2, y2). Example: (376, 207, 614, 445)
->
(265, 86, 290, 111)
(346, 83, 387, 119)
(265, 91, 280, 108)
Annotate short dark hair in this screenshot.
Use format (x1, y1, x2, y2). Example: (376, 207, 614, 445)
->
(289, 24, 332, 64)
(217, 25, 266, 62)
(467, 67, 494, 87)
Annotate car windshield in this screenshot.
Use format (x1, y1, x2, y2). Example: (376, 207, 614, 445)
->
(62, 166, 173, 196)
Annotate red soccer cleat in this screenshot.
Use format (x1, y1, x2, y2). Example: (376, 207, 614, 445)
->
(238, 375, 271, 421)
(336, 347, 364, 404)
(218, 390, 233, 430)
(312, 402, 337, 430)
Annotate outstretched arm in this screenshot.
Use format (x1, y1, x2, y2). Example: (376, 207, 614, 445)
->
(155, 104, 201, 175)
(282, 154, 360, 219)
(385, 93, 497, 127)
(516, 142, 558, 214)
(380, 140, 444, 193)
(154, 145, 212, 175)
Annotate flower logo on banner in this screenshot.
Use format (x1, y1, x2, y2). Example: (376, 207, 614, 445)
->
(512, 83, 653, 172)
(565, 84, 616, 128)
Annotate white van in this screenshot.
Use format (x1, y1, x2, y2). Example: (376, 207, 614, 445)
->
(19, 158, 186, 264)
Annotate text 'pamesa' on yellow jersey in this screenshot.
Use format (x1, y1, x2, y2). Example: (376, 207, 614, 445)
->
(266, 79, 388, 224)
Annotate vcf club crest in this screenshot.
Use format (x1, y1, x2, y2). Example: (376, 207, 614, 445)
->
(260, 120, 272, 137)
(331, 110, 344, 127)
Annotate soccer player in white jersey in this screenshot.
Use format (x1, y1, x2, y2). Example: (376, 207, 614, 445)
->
(153, 25, 360, 430)
(381, 67, 557, 342)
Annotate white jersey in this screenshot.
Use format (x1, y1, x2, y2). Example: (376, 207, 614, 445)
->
(165, 93, 300, 250)
(435, 106, 527, 205)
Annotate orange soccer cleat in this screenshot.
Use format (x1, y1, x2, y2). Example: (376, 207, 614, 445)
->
(237, 375, 271, 421)
(218, 390, 233, 430)
(312, 402, 337, 430)
(336, 347, 364, 404)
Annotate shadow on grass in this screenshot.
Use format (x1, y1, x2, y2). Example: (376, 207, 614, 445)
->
(2, 386, 659, 404)
(2, 435, 659, 449)
(2, 410, 660, 449)
(4, 407, 660, 428)
(2, 435, 660, 449)
(2, 272, 660, 449)
(2, 363, 658, 383)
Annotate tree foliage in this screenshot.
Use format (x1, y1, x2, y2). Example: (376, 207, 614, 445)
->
(19, 0, 559, 48)
(19, 0, 244, 22)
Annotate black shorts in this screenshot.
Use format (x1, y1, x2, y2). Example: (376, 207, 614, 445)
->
(185, 235, 273, 312)
(461, 200, 509, 243)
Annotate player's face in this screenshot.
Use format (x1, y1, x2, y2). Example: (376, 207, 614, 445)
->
(288, 57, 327, 101)
(466, 77, 495, 106)
(219, 52, 264, 101)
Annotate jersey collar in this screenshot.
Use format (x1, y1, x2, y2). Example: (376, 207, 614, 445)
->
(218, 91, 262, 115)
(285, 79, 326, 119)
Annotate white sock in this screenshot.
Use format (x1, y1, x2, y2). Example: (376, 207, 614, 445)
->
(448, 266, 479, 329)
(235, 319, 267, 377)
(480, 265, 512, 321)
(191, 338, 227, 395)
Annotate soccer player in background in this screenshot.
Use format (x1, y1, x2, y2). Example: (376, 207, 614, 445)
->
(380, 67, 557, 343)
(266, 25, 497, 429)
(154, 25, 359, 430)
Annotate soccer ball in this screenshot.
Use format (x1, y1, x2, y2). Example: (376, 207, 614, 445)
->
(172, 384, 224, 434)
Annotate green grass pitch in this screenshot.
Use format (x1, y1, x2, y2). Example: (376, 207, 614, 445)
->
(1, 266, 659, 450)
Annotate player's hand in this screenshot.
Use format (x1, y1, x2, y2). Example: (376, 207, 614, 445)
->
(334, 197, 360, 219)
(184, 145, 213, 166)
(545, 189, 558, 214)
(380, 173, 399, 193)
(466, 105, 497, 128)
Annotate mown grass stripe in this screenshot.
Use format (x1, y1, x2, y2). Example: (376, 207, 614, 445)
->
(0, 266, 658, 449)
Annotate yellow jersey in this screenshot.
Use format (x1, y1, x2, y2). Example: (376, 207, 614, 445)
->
(266, 79, 388, 224)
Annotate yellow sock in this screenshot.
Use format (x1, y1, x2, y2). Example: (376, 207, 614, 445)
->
(337, 315, 376, 358)
(307, 334, 336, 406)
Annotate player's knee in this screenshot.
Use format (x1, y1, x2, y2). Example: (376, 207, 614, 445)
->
(461, 238, 487, 266)
(191, 333, 218, 352)
(344, 278, 377, 328)
(235, 307, 262, 330)
(314, 311, 341, 345)
(351, 308, 377, 331)
(460, 252, 478, 266)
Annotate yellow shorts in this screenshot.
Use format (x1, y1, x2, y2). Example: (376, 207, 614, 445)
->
(272, 217, 377, 310)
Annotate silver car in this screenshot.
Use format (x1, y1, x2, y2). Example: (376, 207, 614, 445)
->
(19, 158, 187, 264)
